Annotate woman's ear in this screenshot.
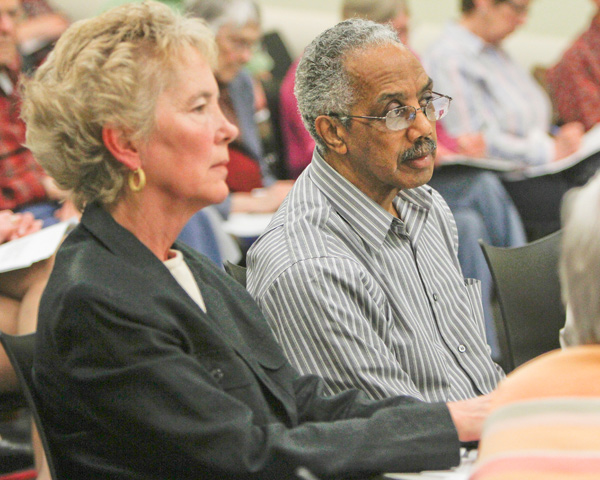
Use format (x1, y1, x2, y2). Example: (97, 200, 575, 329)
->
(102, 125, 140, 170)
(315, 115, 348, 155)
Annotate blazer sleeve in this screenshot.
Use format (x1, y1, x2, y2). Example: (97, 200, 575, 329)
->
(38, 277, 459, 479)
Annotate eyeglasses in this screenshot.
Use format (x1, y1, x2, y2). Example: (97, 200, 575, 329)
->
(503, 0, 529, 15)
(330, 92, 452, 131)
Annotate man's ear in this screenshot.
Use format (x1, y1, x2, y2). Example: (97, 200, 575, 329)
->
(102, 125, 140, 170)
(315, 115, 348, 155)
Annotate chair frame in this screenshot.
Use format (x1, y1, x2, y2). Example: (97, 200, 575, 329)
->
(479, 230, 565, 373)
(0, 333, 58, 480)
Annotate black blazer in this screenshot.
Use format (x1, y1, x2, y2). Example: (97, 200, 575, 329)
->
(34, 203, 459, 480)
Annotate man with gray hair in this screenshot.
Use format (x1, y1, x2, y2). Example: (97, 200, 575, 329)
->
(248, 19, 503, 405)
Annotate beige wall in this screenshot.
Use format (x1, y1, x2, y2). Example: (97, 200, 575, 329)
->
(51, 0, 596, 68)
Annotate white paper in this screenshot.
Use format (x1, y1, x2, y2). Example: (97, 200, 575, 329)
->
(522, 123, 600, 178)
(0, 220, 75, 273)
(439, 155, 526, 173)
(222, 213, 274, 239)
(384, 449, 476, 480)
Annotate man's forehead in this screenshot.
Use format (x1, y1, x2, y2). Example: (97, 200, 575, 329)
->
(345, 44, 430, 96)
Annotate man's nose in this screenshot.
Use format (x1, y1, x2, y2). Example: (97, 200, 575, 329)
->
(406, 108, 434, 144)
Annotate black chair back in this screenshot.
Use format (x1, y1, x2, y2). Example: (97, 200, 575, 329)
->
(0, 333, 59, 480)
(479, 230, 565, 372)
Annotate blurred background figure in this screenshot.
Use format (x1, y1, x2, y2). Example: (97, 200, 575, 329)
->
(471, 171, 600, 480)
(423, 0, 584, 168)
(0, 209, 53, 479)
(186, 0, 293, 215)
(421, 0, 600, 240)
(546, 0, 600, 133)
(278, 0, 525, 361)
(17, 0, 69, 71)
(0, 0, 72, 227)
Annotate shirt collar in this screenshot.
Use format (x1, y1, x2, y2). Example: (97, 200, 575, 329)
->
(308, 149, 433, 250)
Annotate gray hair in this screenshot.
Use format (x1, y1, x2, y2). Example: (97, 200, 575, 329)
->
(184, 0, 260, 32)
(294, 18, 402, 152)
(559, 171, 600, 345)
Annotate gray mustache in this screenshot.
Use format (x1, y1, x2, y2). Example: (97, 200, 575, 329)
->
(402, 138, 437, 162)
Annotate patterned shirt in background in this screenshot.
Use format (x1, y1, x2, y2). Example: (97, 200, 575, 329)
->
(546, 13, 600, 132)
(0, 67, 47, 210)
(247, 150, 504, 403)
(423, 22, 555, 166)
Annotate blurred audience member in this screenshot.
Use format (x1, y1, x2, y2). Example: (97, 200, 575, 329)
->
(186, 0, 293, 215)
(422, 0, 597, 239)
(423, 0, 584, 166)
(546, 0, 600, 132)
(17, 0, 69, 70)
(471, 171, 600, 480)
(0, 209, 52, 479)
(0, 0, 69, 226)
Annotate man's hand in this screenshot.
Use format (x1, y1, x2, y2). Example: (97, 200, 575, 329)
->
(446, 393, 493, 442)
(456, 133, 487, 158)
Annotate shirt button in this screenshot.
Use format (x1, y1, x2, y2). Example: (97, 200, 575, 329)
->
(433, 293, 439, 301)
(458, 345, 467, 353)
(210, 368, 224, 382)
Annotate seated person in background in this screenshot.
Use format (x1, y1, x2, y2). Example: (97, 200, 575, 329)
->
(17, 0, 69, 71)
(422, 0, 591, 238)
(471, 171, 600, 480)
(0, 209, 52, 479)
(0, 0, 70, 226)
(23, 4, 490, 478)
(546, 0, 600, 133)
(423, 0, 584, 167)
(247, 18, 504, 404)
(186, 0, 292, 215)
(277, 0, 523, 360)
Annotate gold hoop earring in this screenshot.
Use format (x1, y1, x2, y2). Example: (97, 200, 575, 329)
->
(128, 167, 146, 192)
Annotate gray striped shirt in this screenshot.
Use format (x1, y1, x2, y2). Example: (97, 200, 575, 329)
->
(247, 151, 504, 402)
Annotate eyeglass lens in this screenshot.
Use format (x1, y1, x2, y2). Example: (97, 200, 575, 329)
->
(386, 96, 450, 130)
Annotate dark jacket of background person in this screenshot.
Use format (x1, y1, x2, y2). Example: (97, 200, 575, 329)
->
(33, 202, 460, 480)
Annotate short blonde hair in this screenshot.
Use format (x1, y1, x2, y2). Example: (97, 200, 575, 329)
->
(21, 1, 216, 210)
(559, 171, 600, 345)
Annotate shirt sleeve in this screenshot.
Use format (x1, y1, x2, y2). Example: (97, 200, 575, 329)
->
(255, 255, 428, 401)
